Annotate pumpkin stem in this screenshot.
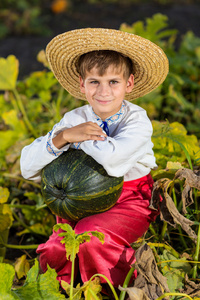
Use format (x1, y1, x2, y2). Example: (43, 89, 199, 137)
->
(45, 185, 66, 200)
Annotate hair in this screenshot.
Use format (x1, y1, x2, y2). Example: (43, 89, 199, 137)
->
(77, 50, 134, 80)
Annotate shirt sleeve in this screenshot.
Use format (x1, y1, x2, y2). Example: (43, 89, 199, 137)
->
(80, 109, 155, 177)
(20, 123, 71, 181)
(20, 105, 92, 181)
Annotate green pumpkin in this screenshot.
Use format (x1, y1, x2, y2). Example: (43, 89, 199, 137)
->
(41, 149, 124, 221)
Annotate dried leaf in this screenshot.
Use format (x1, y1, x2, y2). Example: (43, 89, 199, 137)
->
(119, 286, 150, 300)
(174, 168, 200, 190)
(179, 274, 200, 297)
(174, 168, 200, 213)
(132, 244, 170, 299)
(150, 172, 197, 242)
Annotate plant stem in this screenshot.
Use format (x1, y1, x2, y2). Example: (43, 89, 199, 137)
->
(0, 229, 9, 262)
(3, 173, 41, 189)
(148, 223, 159, 241)
(0, 236, 38, 249)
(178, 225, 188, 249)
(12, 88, 37, 137)
(55, 87, 64, 121)
(9, 203, 47, 211)
(70, 242, 76, 300)
(172, 187, 177, 207)
(147, 242, 180, 258)
(89, 274, 119, 300)
(11, 210, 38, 236)
(119, 267, 135, 300)
(156, 292, 193, 300)
(192, 223, 200, 279)
(172, 187, 188, 249)
(86, 288, 100, 300)
(160, 221, 168, 241)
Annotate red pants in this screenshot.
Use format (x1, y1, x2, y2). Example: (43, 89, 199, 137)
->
(37, 173, 159, 287)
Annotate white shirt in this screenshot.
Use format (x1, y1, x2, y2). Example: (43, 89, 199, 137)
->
(20, 100, 157, 182)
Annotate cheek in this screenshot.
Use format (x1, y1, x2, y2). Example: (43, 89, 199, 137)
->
(86, 86, 96, 96)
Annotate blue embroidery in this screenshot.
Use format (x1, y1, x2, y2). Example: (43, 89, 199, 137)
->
(92, 102, 125, 135)
(46, 130, 64, 157)
(73, 142, 81, 149)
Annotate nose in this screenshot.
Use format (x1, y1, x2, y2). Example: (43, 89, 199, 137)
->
(97, 83, 111, 97)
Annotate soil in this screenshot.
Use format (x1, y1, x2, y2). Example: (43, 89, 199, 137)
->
(0, 1, 200, 78)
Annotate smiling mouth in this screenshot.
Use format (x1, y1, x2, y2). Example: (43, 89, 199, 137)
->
(96, 99, 112, 104)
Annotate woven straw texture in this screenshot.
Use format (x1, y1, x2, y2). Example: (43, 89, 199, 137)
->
(46, 28, 169, 101)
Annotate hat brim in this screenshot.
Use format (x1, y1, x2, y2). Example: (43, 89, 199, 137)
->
(46, 28, 169, 101)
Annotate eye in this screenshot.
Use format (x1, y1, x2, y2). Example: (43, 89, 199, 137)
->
(110, 80, 118, 85)
(90, 80, 99, 84)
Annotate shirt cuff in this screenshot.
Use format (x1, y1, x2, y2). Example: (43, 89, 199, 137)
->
(46, 128, 70, 156)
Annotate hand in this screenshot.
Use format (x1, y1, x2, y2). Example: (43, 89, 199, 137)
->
(52, 122, 107, 149)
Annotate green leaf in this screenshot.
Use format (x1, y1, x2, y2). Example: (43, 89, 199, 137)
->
(120, 13, 177, 46)
(168, 85, 194, 109)
(152, 121, 200, 169)
(17, 223, 49, 237)
(0, 263, 16, 300)
(11, 259, 66, 300)
(54, 224, 105, 262)
(0, 110, 27, 151)
(159, 250, 192, 293)
(0, 55, 19, 90)
(90, 231, 105, 244)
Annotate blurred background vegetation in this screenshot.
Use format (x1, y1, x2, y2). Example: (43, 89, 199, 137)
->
(0, 1, 200, 297)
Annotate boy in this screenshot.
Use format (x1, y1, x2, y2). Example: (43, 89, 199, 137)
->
(20, 28, 168, 288)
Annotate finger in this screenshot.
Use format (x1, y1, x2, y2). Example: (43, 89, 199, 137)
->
(87, 135, 106, 141)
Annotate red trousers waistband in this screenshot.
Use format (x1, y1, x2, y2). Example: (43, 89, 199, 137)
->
(123, 173, 153, 191)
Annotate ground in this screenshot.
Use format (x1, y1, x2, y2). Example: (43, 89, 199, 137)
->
(0, 1, 200, 78)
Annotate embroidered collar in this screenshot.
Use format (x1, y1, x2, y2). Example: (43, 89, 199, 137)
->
(92, 102, 125, 126)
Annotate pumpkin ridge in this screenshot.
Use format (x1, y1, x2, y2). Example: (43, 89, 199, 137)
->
(67, 181, 124, 200)
(41, 149, 124, 221)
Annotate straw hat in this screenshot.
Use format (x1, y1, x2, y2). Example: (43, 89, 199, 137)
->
(46, 28, 169, 101)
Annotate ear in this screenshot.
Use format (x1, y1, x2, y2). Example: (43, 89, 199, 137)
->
(126, 74, 134, 93)
(79, 76, 86, 94)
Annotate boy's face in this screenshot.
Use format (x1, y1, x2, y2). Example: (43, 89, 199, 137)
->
(79, 65, 134, 120)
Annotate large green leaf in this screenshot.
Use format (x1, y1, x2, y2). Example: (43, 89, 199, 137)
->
(0, 110, 27, 151)
(11, 259, 66, 300)
(0, 55, 19, 90)
(159, 250, 192, 294)
(0, 263, 16, 300)
(120, 13, 177, 46)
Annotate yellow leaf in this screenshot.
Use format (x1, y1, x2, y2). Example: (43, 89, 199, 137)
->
(84, 277, 102, 300)
(2, 110, 26, 131)
(166, 161, 183, 171)
(14, 255, 30, 279)
(0, 187, 10, 204)
(0, 204, 13, 231)
(37, 50, 49, 68)
(0, 55, 19, 90)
